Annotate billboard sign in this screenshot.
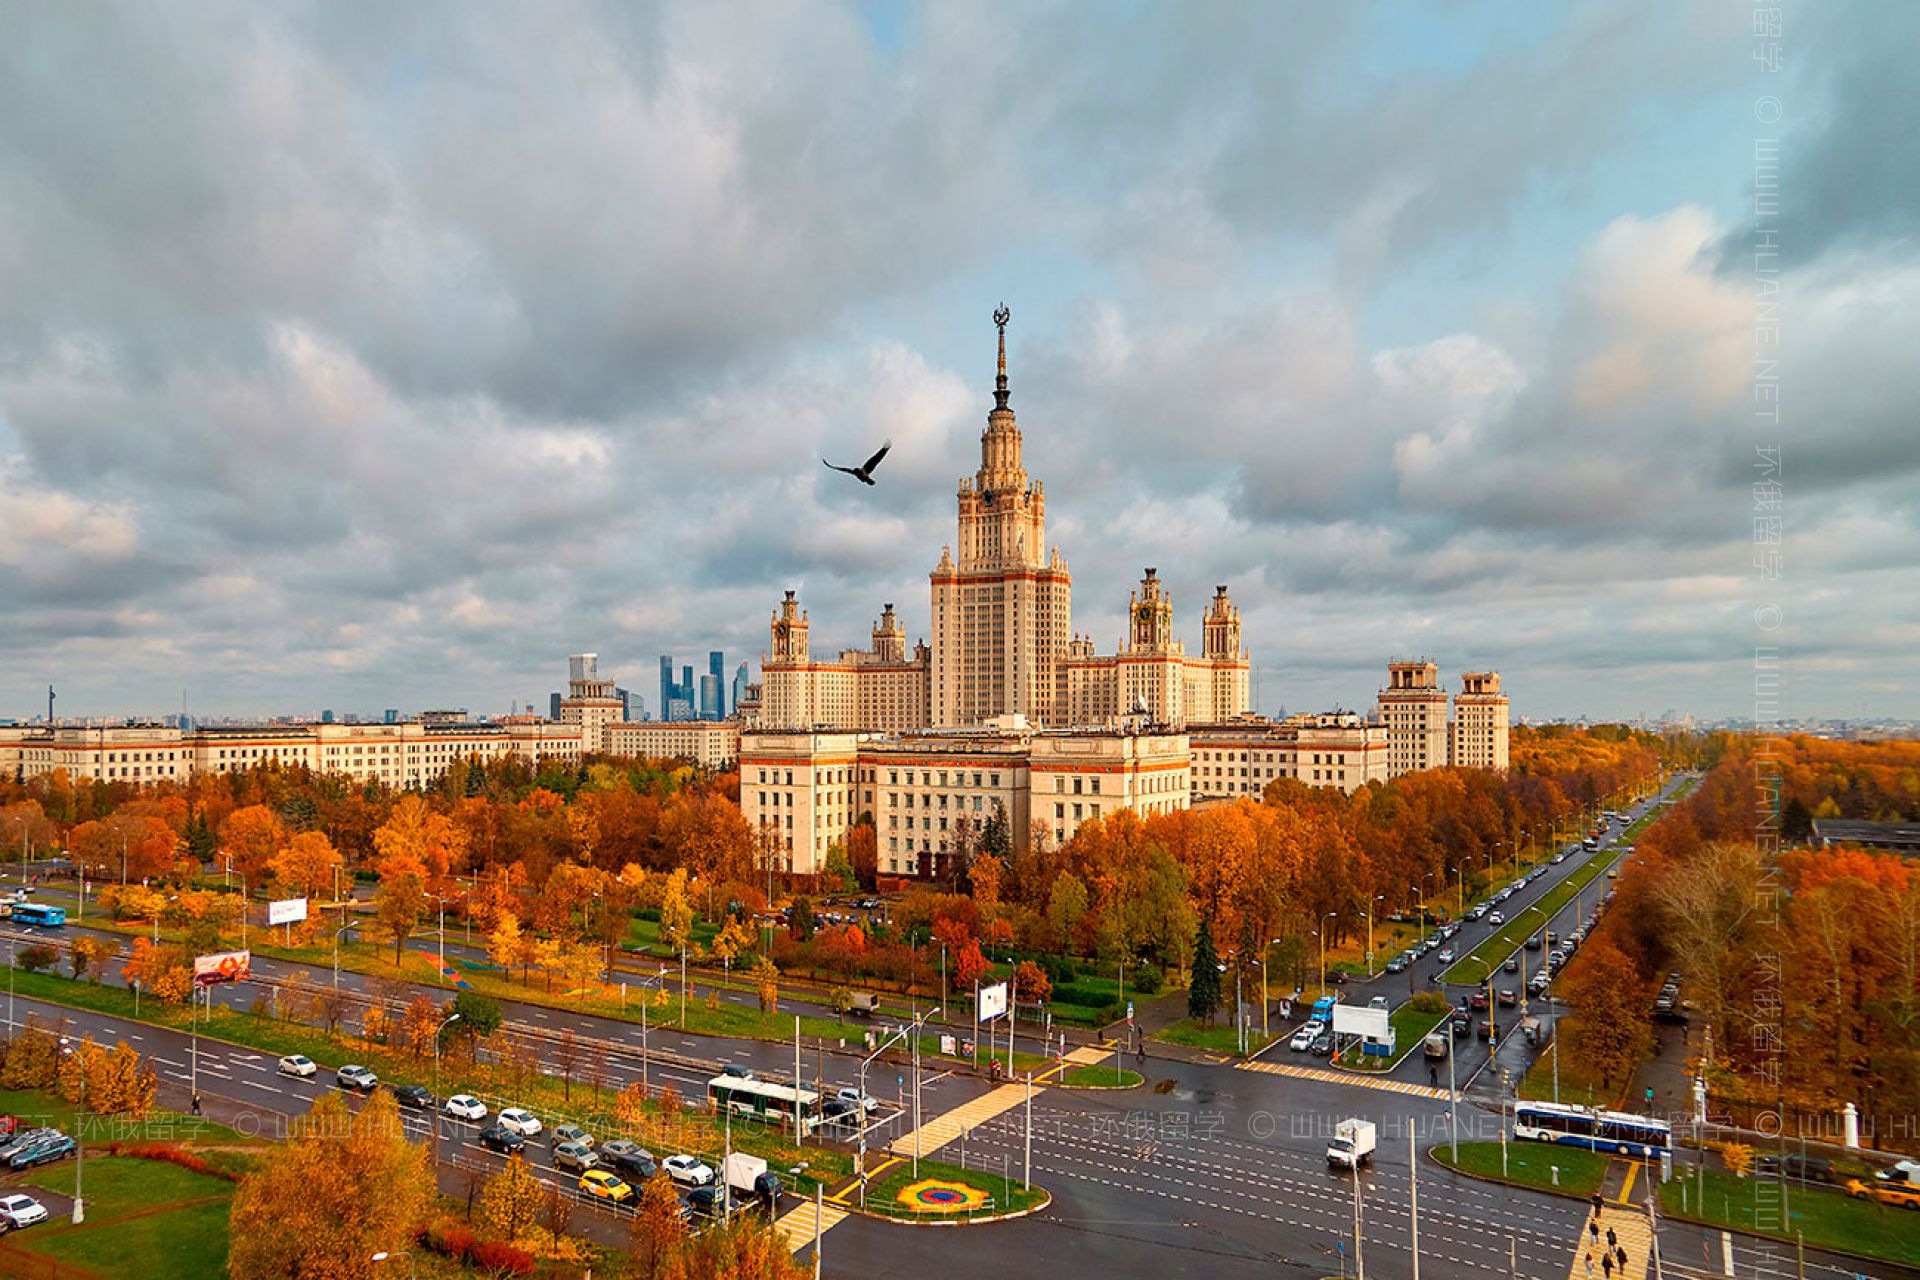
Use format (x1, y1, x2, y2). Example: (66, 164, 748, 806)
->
(976, 981, 1009, 1022)
(194, 950, 252, 986)
(1331, 1004, 1391, 1042)
(267, 897, 308, 926)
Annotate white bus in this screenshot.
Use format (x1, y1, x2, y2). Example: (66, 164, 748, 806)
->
(1513, 1101, 1670, 1159)
(707, 1075, 822, 1135)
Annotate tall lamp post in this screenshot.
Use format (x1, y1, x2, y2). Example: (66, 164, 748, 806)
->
(332, 919, 357, 988)
(1363, 894, 1383, 976)
(432, 1012, 462, 1097)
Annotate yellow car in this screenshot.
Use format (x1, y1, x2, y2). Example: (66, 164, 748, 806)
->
(1846, 1178, 1920, 1210)
(579, 1170, 634, 1203)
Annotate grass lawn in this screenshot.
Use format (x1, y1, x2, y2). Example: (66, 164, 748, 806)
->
(1152, 1019, 1276, 1056)
(10, 968, 857, 1195)
(1430, 1139, 1609, 1198)
(1059, 1065, 1142, 1088)
(1334, 1005, 1448, 1073)
(12, 1155, 235, 1280)
(859, 1153, 1048, 1220)
(0, 1086, 265, 1150)
(1661, 1168, 1920, 1268)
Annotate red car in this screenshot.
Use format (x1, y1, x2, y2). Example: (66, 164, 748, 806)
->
(0, 1117, 19, 1138)
(1468, 990, 1489, 1011)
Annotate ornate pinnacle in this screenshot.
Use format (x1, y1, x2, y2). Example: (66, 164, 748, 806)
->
(993, 304, 1011, 411)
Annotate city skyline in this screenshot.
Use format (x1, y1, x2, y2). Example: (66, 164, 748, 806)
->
(2, 3, 1916, 723)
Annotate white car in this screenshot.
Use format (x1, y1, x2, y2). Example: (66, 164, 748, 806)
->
(1435, 948, 1455, 963)
(496, 1107, 542, 1137)
(664, 1154, 714, 1187)
(443, 1094, 488, 1122)
(1488, 912, 1505, 925)
(835, 1087, 878, 1114)
(1289, 1025, 1317, 1052)
(0, 1194, 47, 1230)
(277, 1054, 317, 1079)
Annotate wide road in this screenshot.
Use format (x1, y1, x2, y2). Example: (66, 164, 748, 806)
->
(11, 994, 1905, 1280)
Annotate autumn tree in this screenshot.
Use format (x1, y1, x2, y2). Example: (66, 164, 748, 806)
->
(122, 938, 195, 1005)
(267, 829, 343, 901)
(69, 935, 117, 982)
(228, 1089, 433, 1280)
(1559, 937, 1654, 1093)
(952, 938, 989, 991)
(658, 867, 695, 952)
(480, 1154, 545, 1242)
(1013, 959, 1053, 1006)
(221, 804, 288, 883)
(628, 1171, 689, 1279)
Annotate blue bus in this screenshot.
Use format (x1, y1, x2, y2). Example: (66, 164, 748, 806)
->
(8, 903, 66, 927)
(1513, 1101, 1669, 1158)
(1308, 995, 1338, 1024)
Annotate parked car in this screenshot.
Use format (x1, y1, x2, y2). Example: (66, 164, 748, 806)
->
(554, 1141, 599, 1173)
(684, 1185, 734, 1217)
(443, 1094, 488, 1122)
(664, 1154, 715, 1187)
(0, 1194, 48, 1231)
(1846, 1177, 1920, 1210)
(496, 1108, 542, 1137)
(1385, 955, 1409, 974)
(1327, 969, 1348, 986)
(335, 1064, 378, 1092)
(1367, 995, 1390, 1011)
(600, 1140, 659, 1180)
(388, 1083, 435, 1111)
(579, 1170, 634, 1203)
(553, 1123, 595, 1149)
(7, 1132, 73, 1169)
(1466, 905, 1488, 921)
(478, 1125, 525, 1155)
(277, 1054, 317, 1079)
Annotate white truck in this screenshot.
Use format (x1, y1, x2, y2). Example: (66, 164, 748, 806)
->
(722, 1152, 782, 1210)
(1326, 1118, 1376, 1170)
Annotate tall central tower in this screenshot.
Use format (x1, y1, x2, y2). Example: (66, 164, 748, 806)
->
(930, 307, 1073, 726)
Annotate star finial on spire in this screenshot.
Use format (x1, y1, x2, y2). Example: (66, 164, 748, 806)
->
(993, 304, 1011, 411)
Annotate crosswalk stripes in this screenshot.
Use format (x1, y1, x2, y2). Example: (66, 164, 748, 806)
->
(771, 1200, 848, 1253)
(1237, 1058, 1453, 1100)
(1565, 1199, 1653, 1280)
(887, 1081, 1037, 1156)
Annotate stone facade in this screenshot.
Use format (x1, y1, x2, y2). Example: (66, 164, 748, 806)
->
(604, 719, 741, 770)
(1377, 659, 1450, 777)
(1187, 711, 1391, 799)
(1449, 671, 1510, 770)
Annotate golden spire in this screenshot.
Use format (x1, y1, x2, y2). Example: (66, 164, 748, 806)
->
(993, 304, 1011, 411)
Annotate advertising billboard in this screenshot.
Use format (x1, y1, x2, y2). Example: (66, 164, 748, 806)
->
(194, 950, 252, 986)
(1331, 1004, 1392, 1042)
(267, 897, 308, 926)
(976, 981, 1009, 1022)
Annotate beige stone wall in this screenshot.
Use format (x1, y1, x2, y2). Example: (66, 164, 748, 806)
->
(605, 720, 740, 770)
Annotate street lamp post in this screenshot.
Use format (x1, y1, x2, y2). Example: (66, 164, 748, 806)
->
(332, 918, 356, 988)
(432, 1012, 461, 1097)
(1364, 894, 1383, 976)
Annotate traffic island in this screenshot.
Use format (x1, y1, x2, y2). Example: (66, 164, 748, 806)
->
(1056, 1064, 1143, 1089)
(849, 1155, 1050, 1225)
(1428, 1139, 1610, 1198)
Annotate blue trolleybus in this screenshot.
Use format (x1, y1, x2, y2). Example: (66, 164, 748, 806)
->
(1513, 1101, 1670, 1159)
(8, 902, 67, 928)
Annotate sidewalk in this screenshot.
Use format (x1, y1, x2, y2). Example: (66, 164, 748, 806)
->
(1561, 1163, 1655, 1280)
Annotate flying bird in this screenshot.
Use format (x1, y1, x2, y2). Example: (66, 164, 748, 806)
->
(822, 439, 892, 486)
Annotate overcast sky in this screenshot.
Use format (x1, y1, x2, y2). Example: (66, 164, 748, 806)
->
(3, 2, 1915, 724)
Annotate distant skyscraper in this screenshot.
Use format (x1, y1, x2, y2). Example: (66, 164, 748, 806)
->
(659, 656, 675, 725)
(709, 650, 726, 718)
(699, 673, 721, 720)
(549, 692, 562, 720)
(680, 665, 694, 707)
(732, 661, 749, 717)
(321, 709, 335, 724)
(383, 708, 399, 724)
(667, 696, 695, 722)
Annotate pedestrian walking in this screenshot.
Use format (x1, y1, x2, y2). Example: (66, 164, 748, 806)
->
(1601, 1252, 1613, 1279)
(1616, 1245, 1628, 1269)
(1583, 1251, 1596, 1278)
(1588, 1218, 1599, 1244)
(1606, 1226, 1617, 1249)
(191, 1093, 202, 1116)
(1589, 1192, 1604, 1218)
(1429, 1064, 1438, 1087)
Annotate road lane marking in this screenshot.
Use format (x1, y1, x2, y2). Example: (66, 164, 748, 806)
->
(1237, 1059, 1452, 1100)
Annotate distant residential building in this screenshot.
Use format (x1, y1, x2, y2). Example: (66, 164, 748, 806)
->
(1449, 672, 1510, 769)
(1811, 819, 1920, 856)
(1187, 711, 1390, 799)
(0, 720, 580, 788)
(557, 652, 622, 753)
(1377, 660, 1449, 777)
(605, 719, 739, 770)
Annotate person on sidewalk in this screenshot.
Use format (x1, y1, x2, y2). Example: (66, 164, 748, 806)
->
(1616, 1245, 1628, 1271)
(1589, 1191, 1603, 1218)
(1601, 1252, 1613, 1279)
(1588, 1218, 1599, 1245)
(1606, 1225, 1617, 1250)
(1429, 1065, 1438, 1087)
(1583, 1252, 1596, 1278)
(191, 1093, 202, 1116)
